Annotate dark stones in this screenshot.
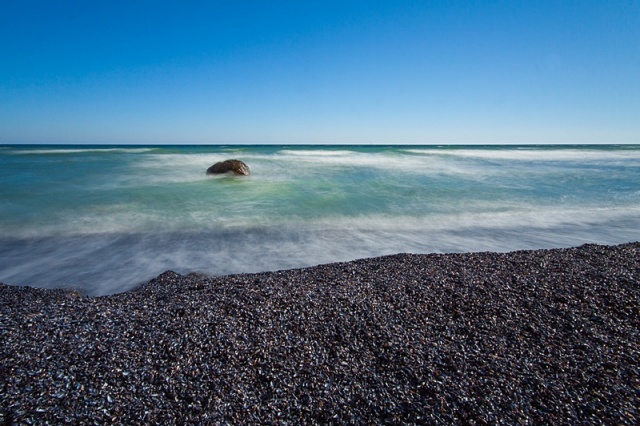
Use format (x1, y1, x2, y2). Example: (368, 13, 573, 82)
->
(206, 159, 250, 176)
(1, 242, 639, 424)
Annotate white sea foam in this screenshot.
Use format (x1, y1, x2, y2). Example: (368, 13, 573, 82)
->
(262, 149, 485, 179)
(403, 148, 640, 163)
(122, 148, 510, 188)
(307, 205, 640, 234)
(2, 204, 639, 295)
(278, 149, 361, 157)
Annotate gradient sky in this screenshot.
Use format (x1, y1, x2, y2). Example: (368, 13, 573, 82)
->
(1, 0, 639, 145)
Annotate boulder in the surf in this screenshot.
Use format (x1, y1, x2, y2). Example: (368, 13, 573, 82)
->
(206, 159, 250, 176)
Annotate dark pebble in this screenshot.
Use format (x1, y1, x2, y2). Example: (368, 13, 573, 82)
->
(1, 242, 639, 424)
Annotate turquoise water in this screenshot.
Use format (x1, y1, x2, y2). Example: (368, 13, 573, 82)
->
(1, 144, 639, 295)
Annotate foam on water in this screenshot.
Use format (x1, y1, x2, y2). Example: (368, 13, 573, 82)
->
(403, 146, 640, 164)
(278, 149, 361, 157)
(2, 205, 638, 296)
(1, 144, 639, 295)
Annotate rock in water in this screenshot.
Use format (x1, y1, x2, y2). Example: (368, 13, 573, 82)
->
(206, 159, 250, 176)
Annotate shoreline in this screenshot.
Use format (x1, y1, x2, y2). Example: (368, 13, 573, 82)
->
(1, 242, 639, 423)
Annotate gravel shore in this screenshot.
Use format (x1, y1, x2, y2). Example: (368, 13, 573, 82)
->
(1, 242, 639, 424)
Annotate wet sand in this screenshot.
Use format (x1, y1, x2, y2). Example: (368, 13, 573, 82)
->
(1, 242, 639, 424)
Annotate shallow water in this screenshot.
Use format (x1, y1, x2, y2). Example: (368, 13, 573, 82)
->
(1, 144, 639, 295)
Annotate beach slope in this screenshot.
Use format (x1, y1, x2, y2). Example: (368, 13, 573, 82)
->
(1, 243, 639, 424)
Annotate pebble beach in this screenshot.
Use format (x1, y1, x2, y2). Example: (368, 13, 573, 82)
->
(1, 242, 639, 424)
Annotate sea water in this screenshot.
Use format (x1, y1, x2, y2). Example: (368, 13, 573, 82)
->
(1, 144, 639, 295)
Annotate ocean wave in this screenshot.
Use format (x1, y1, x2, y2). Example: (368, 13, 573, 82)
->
(402, 147, 640, 163)
(2, 206, 639, 295)
(2, 144, 639, 295)
(277, 149, 360, 156)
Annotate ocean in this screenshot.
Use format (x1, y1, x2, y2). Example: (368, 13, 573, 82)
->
(1, 144, 639, 296)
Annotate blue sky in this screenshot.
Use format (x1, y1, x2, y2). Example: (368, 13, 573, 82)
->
(1, 1, 638, 144)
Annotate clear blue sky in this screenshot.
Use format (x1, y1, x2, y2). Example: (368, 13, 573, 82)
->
(1, 0, 638, 144)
